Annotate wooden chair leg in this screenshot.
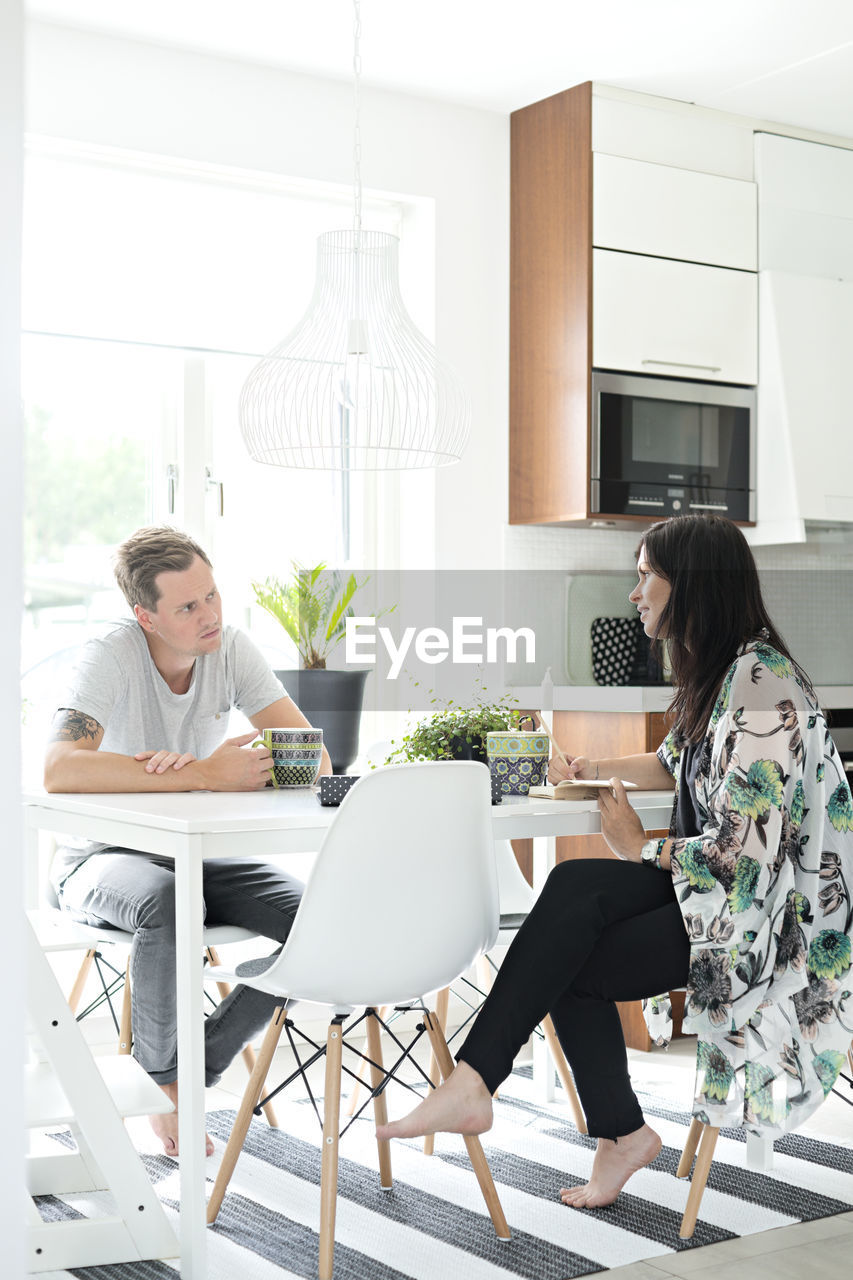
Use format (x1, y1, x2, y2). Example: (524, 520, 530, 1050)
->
(347, 1004, 389, 1117)
(424, 986, 450, 1156)
(366, 1010, 392, 1189)
(207, 1007, 288, 1223)
(676, 1114, 704, 1178)
(319, 1018, 344, 1280)
(423, 1009, 511, 1241)
(679, 1123, 719, 1239)
(206, 944, 279, 1128)
(118, 959, 132, 1054)
(541, 1014, 587, 1134)
(66, 948, 97, 1014)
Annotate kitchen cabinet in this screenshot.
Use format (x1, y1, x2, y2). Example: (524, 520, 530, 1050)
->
(593, 153, 757, 269)
(755, 271, 853, 530)
(749, 133, 853, 542)
(592, 91, 754, 180)
(593, 249, 758, 384)
(756, 134, 853, 281)
(510, 82, 757, 526)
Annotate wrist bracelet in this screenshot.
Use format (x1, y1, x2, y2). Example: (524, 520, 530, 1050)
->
(654, 838, 666, 870)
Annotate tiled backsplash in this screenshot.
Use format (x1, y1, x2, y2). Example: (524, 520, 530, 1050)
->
(504, 525, 853, 686)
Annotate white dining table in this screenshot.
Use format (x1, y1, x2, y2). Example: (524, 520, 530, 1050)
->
(23, 784, 674, 1278)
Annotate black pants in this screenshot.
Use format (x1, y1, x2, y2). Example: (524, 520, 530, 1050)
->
(456, 858, 691, 1139)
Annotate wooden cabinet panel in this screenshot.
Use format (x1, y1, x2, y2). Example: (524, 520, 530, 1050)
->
(646, 712, 669, 753)
(510, 82, 592, 524)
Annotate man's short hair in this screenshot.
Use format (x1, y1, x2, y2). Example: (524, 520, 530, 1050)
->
(114, 526, 212, 612)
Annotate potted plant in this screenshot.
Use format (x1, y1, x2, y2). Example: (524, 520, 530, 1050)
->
(384, 686, 528, 765)
(252, 564, 390, 773)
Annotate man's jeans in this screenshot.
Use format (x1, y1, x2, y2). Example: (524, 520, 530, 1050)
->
(58, 848, 303, 1085)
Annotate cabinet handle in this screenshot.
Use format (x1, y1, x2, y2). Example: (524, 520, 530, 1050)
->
(628, 498, 665, 507)
(641, 359, 722, 373)
(689, 502, 729, 511)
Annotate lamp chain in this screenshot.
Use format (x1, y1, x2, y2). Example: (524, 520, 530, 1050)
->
(352, 0, 363, 239)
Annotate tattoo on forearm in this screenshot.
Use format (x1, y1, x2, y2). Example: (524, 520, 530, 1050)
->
(50, 709, 103, 743)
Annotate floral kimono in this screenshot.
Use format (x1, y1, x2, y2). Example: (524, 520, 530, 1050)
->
(644, 639, 853, 1136)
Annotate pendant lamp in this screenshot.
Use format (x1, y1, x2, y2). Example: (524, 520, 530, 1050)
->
(240, 1, 470, 470)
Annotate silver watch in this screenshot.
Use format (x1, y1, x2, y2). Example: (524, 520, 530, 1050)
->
(641, 838, 662, 867)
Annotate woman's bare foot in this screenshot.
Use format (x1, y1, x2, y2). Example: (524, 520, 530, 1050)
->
(375, 1062, 493, 1140)
(560, 1123, 662, 1208)
(149, 1081, 214, 1157)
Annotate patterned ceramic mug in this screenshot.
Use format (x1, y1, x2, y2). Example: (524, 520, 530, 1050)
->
(485, 730, 549, 796)
(252, 727, 323, 788)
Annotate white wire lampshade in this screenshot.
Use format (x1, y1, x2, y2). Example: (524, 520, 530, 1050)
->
(239, 229, 470, 469)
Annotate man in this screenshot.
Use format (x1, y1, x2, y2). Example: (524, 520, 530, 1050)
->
(44, 526, 332, 1156)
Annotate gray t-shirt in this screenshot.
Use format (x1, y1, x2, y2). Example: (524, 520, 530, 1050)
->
(52, 620, 286, 888)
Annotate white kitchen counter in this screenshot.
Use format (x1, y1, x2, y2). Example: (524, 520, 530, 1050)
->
(511, 685, 853, 713)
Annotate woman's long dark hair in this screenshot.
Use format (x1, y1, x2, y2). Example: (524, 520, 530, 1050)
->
(640, 515, 798, 743)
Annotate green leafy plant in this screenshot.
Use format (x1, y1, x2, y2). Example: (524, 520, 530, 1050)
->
(251, 563, 389, 670)
(385, 684, 529, 764)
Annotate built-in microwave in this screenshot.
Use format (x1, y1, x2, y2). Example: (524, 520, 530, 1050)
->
(590, 371, 756, 523)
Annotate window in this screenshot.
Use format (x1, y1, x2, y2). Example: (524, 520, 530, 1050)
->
(21, 141, 432, 767)
(23, 141, 424, 633)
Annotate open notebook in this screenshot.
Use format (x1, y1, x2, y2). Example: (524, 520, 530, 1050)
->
(527, 778, 638, 801)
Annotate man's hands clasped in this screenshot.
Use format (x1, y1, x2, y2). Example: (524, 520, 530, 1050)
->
(135, 730, 274, 791)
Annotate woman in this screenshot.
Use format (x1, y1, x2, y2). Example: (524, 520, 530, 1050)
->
(378, 514, 853, 1209)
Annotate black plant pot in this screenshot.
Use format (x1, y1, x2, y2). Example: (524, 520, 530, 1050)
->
(274, 668, 370, 775)
(448, 734, 488, 765)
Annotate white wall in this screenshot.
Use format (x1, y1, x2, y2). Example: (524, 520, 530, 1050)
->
(25, 21, 510, 570)
(1, 2, 25, 1273)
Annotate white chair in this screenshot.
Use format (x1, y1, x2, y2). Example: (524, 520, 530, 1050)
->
(30, 902, 280, 1127)
(205, 760, 511, 1280)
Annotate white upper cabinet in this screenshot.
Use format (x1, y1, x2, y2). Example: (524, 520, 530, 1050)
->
(592, 92, 754, 180)
(755, 133, 853, 279)
(593, 154, 757, 270)
(593, 249, 758, 385)
(753, 271, 853, 539)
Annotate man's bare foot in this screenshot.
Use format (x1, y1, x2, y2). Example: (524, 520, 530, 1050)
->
(149, 1081, 214, 1158)
(560, 1123, 662, 1208)
(375, 1062, 493, 1140)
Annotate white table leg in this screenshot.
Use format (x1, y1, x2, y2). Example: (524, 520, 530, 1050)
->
(25, 814, 41, 909)
(531, 834, 556, 894)
(175, 838, 206, 1278)
(531, 835, 557, 1101)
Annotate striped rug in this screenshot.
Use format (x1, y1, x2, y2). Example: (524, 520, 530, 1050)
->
(40, 1066, 853, 1279)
